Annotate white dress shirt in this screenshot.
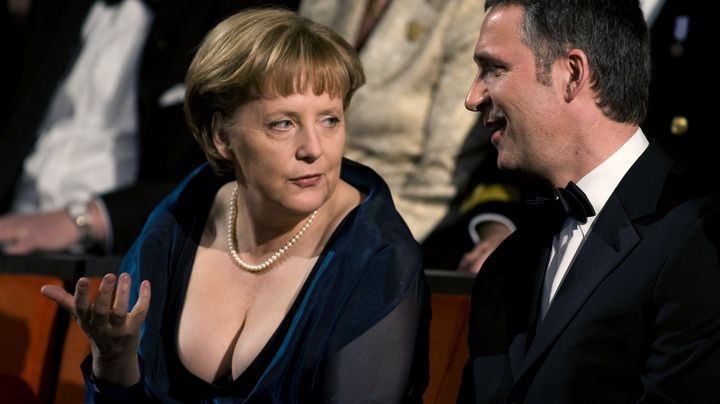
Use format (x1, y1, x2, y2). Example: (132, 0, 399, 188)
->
(642, 0, 666, 27)
(541, 129, 650, 318)
(10, 0, 152, 213)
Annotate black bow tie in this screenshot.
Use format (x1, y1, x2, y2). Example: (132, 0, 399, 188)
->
(555, 181, 595, 224)
(526, 181, 596, 234)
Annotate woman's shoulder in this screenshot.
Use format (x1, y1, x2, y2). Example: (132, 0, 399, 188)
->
(340, 159, 418, 245)
(330, 160, 423, 274)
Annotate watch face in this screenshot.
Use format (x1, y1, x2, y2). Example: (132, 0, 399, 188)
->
(67, 201, 91, 228)
(66, 201, 95, 251)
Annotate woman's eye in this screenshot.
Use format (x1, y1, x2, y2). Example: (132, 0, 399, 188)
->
(321, 116, 340, 128)
(270, 119, 293, 130)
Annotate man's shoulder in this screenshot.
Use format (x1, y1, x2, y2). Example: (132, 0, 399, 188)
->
(654, 167, 720, 220)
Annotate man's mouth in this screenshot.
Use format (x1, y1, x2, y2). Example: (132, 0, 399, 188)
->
(484, 117, 507, 134)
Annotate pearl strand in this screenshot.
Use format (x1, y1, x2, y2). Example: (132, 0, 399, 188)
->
(226, 184, 318, 272)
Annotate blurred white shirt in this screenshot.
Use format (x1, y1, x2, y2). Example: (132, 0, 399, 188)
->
(11, 0, 152, 213)
(642, 0, 666, 27)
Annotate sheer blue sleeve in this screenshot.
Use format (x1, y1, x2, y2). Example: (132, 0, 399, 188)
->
(316, 278, 429, 403)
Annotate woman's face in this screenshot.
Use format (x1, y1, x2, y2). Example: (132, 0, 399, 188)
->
(214, 91, 346, 216)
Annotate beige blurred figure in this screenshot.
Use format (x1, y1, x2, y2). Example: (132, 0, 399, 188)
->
(300, 0, 487, 242)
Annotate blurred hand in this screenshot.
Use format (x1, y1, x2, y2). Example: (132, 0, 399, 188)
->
(457, 221, 513, 274)
(0, 201, 106, 255)
(41, 273, 151, 387)
(0, 210, 79, 254)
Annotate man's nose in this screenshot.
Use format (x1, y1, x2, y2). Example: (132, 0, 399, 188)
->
(465, 76, 489, 112)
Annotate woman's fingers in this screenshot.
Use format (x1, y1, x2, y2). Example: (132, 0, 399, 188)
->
(92, 273, 150, 332)
(128, 280, 151, 330)
(110, 273, 132, 326)
(92, 273, 118, 324)
(40, 284, 75, 313)
(44, 272, 148, 334)
(74, 277, 92, 317)
(41, 276, 94, 322)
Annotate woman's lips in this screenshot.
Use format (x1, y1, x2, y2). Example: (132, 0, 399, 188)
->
(291, 174, 322, 187)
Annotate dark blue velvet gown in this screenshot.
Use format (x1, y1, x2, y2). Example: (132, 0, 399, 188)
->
(82, 159, 430, 403)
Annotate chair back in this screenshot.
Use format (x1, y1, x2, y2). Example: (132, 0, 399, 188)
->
(0, 273, 64, 404)
(423, 293, 471, 404)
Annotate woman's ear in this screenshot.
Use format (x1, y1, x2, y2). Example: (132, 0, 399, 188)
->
(212, 111, 233, 160)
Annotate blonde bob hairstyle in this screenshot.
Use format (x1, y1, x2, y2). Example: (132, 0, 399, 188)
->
(184, 7, 366, 174)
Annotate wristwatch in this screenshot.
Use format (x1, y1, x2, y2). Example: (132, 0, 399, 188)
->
(66, 200, 94, 253)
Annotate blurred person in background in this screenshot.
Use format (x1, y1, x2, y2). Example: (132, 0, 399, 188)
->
(0, 0, 299, 256)
(641, 1, 711, 179)
(301, 0, 524, 273)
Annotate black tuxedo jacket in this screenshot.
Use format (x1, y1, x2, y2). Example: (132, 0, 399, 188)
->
(0, 0, 298, 253)
(458, 142, 720, 403)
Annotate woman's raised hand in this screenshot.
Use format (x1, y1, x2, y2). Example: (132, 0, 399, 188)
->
(41, 272, 151, 387)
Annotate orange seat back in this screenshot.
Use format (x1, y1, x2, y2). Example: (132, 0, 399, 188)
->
(0, 273, 64, 404)
(423, 293, 471, 404)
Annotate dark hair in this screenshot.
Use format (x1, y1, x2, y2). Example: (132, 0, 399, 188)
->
(485, 0, 650, 124)
(185, 8, 366, 174)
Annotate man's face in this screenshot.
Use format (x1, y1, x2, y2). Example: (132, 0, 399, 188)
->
(465, 5, 567, 178)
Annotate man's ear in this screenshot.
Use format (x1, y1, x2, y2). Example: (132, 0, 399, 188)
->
(212, 111, 233, 160)
(564, 48, 590, 102)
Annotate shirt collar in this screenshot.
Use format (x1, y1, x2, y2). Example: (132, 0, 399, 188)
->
(576, 128, 649, 221)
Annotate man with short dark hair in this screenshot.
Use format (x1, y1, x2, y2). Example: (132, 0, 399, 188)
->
(458, 0, 720, 402)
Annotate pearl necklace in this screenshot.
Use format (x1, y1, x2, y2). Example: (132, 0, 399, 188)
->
(227, 184, 318, 272)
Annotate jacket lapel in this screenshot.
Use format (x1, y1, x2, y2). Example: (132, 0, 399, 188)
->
(517, 197, 639, 379)
(507, 245, 548, 377)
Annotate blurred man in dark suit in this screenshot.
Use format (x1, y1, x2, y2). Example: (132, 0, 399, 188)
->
(642, 1, 712, 177)
(0, 0, 299, 256)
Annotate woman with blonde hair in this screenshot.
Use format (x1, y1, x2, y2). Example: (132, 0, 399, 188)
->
(42, 7, 428, 402)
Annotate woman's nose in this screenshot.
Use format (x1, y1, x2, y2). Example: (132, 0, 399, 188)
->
(296, 126, 323, 162)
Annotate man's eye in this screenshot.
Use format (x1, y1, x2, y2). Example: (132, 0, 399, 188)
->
(479, 65, 497, 78)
